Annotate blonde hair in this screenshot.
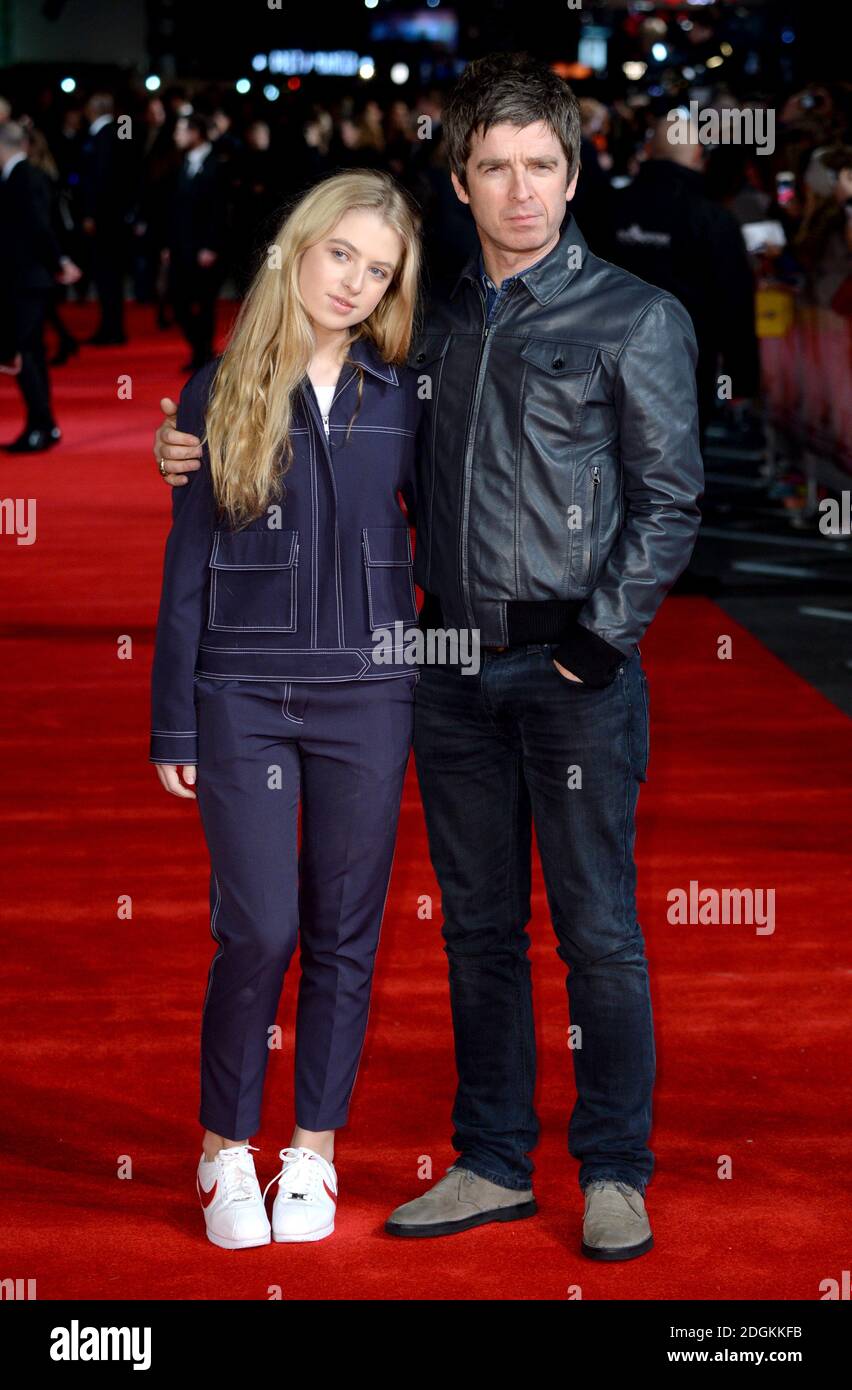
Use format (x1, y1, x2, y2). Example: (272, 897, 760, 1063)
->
(203, 168, 423, 527)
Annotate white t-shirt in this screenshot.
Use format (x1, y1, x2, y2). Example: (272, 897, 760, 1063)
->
(312, 383, 335, 436)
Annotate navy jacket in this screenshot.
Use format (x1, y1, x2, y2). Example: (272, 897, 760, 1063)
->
(149, 334, 421, 765)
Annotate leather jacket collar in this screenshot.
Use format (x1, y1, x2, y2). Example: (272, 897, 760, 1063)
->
(449, 212, 590, 308)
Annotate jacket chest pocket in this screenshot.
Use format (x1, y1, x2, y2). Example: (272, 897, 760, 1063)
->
(408, 332, 451, 409)
(362, 526, 418, 630)
(519, 339, 598, 422)
(208, 528, 299, 632)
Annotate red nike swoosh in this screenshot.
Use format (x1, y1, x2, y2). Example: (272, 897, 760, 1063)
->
(197, 1175, 217, 1208)
(323, 1180, 337, 1205)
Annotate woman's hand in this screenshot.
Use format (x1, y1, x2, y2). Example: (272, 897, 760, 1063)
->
(154, 764, 198, 799)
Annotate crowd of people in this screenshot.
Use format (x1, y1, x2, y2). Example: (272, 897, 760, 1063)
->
(0, 77, 850, 453)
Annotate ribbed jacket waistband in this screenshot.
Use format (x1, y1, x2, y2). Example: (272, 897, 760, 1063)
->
(417, 592, 584, 645)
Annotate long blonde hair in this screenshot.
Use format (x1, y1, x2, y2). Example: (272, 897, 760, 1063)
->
(203, 168, 423, 528)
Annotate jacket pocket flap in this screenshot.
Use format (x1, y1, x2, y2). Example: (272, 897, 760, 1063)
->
(209, 529, 299, 569)
(520, 340, 598, 375)
(362, 526, 412, 565)
(408, 333, 451, 368)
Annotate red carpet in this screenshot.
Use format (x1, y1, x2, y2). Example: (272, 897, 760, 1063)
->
(1, 305, 850, 1300)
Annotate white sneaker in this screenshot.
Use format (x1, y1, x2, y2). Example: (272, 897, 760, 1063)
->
(196, 1143, 271, 1249)
(262, 1146, 338, 1242)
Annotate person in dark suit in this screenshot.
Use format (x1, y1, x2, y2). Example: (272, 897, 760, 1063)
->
(607, 109, 760, 442)
(402, 99, 480, 298)
(230, 121, 285, 297)
(164, 115, 226, 371)
(80, 92, 134, 344)
(131, 95, 180, 322)
(0, 122, 81, 452)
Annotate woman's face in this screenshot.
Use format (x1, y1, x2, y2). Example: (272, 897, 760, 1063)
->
(298, 208, 403, 335)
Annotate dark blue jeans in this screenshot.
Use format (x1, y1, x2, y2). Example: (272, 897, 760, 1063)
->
(412, 642, 655, 1196)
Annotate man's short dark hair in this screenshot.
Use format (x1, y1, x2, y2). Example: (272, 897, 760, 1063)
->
(442, 51, 581, 191)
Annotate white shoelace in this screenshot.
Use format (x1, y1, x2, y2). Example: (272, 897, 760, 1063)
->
(261, 1146, 331, 1205)
(215, 1143, 262, 1203)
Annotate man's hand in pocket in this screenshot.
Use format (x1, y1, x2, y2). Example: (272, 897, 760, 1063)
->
(552, 659, 584, 683)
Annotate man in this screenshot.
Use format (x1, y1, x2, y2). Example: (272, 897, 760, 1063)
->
(0, 121, 80, 452)
(164, 114, 226, 371)
(606, 105, 760, 441)
(80, 93, 134, 345)
(229, 120, 282, 297)
(404, 87, 481, 295)
(151, 52, 703, 1262)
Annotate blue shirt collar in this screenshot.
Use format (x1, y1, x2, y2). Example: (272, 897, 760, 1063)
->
(477, 244, 553, 294)
(452, 215, 587, 304)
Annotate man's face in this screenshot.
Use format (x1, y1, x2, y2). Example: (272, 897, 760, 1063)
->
(174, 119, 200, 151)
(450, 120, 578, 260)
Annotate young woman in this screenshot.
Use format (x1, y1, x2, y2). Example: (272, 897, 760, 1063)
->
(149, 169, 424, 1249)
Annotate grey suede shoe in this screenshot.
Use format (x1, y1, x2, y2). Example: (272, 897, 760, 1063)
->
(385, 1165, 537, 1238)
(581, 1179, 653, 1261)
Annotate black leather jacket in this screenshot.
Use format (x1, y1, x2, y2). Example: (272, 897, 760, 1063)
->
(406, 214, 704, 685)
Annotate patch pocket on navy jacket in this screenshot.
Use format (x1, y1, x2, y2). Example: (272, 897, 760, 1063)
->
(208, 528, 299, 632)
(362, 526, 418, 630)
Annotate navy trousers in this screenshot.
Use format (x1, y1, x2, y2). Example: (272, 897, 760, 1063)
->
(412, 642, 655, 1196)
(192, 672, 417, 1139)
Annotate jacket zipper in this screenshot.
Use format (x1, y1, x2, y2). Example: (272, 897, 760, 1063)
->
(458, 281, 515, 627)
(302, 356, 396, 641)
(586, 465, 600, 583)
(301, 378, 347, 647)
